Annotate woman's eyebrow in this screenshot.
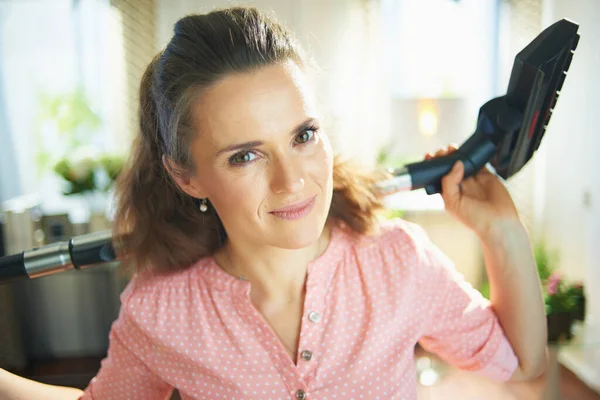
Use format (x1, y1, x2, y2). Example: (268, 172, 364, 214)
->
(214, 117, 318, 156)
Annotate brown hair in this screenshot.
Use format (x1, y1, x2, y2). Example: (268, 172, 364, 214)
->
(113, 6, 387, 276)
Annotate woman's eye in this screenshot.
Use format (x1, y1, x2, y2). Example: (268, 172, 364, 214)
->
(228, 128, 317, 166)
(230, 151, 256, 165)
(295, 129, 315, 144)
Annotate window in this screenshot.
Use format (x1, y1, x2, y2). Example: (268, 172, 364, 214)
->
(382, 0, 499, 102)
(0, 0, 127, 219)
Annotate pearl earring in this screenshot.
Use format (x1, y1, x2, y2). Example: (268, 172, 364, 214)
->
(199, 198, 208, 212)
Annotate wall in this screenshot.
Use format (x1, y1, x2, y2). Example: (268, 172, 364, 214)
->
(540, 0, 600, 389)
(539, 0, 599, 312)
(404, 210, 483, 286)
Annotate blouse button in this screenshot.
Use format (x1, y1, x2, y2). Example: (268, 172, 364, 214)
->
(296, 389, 307, 399)
(301, 350, 313, 361)
(308, 311, 321, 323)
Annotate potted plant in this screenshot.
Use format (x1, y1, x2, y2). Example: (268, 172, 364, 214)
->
(35, 86, 102, 177)
(544, 271, 586, 342)
(53, 146, 125, 231)
(53, 147, 125, 196)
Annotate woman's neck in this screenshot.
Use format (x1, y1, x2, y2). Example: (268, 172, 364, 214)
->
(214, 224, 331, 302)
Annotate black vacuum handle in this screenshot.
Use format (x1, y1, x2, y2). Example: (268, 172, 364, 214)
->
(406, 143, 495, 195)
(406, 132, 498, 195)
(382, 96, 523, 196)
(0, 252, 26, 284)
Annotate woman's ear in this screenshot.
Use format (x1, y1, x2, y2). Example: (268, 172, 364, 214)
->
(162, 155, 207, 199)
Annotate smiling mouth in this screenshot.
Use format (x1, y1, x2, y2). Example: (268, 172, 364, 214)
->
(270, 196, 316, 213)
(269, 195, 317, 220)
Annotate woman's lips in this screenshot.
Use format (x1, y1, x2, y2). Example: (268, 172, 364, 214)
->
(271, 195, 316, 212)
(270, 195, 317, 220)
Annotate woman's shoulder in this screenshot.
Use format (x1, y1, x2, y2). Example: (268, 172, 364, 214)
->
(334, 218, 442, 299)
(340, 217, 431, 254)
(110, 257, 218, 351)
(330, 217, 436, 280)
(118, 256, 213, 314)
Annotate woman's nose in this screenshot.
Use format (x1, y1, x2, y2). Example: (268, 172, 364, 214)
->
(270, 156, 305, 194)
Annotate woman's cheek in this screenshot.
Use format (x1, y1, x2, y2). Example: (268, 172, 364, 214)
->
(208, 169, 252, 209)
(308, 143, 333, 185)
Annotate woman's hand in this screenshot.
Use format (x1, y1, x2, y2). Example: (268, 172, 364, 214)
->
(427, 144, 520, 239)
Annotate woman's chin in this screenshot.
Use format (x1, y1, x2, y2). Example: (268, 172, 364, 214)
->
(268, 214, 328, 249)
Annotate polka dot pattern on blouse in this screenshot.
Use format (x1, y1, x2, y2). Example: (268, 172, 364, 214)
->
(79, 218, 518, 399)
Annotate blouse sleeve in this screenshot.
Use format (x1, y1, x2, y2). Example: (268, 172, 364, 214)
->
(404, 221, 519, 381)
(78, 279, 174, 399)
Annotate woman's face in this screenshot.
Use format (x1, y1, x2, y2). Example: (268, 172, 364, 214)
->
(184, 60, 334, 250)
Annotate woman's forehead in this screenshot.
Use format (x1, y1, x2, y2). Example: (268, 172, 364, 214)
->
(191, 61, 319, 146)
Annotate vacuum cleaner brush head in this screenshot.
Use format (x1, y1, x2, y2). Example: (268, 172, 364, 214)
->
(491, 19, 580, 179)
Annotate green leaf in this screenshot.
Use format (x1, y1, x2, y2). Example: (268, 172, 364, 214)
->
(534, 241, 559, 282)
(34, 86, 103, 162)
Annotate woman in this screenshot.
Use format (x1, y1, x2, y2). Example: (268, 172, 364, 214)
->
(0, 6, 547, 399)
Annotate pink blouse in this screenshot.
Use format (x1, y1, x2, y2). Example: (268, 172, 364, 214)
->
(79, 218, 518, 399)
